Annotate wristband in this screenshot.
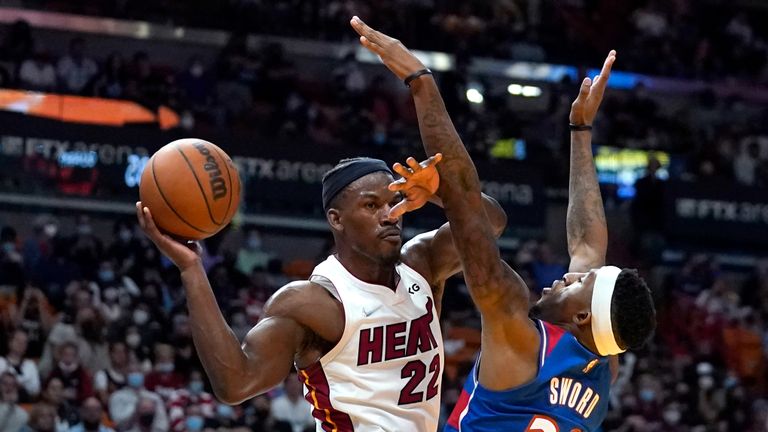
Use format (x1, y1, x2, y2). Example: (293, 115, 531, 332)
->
(404, 69, 433, 88)
(569, 123, 593, 132)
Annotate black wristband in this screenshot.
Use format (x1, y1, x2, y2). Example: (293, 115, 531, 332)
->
(569, 123, 593, 131)
(404, 69, 433, 88)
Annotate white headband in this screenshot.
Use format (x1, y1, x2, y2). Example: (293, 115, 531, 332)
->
(590, 265, 626, 356)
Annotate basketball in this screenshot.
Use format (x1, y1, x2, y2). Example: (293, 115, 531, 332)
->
(139, 138, 241, 240)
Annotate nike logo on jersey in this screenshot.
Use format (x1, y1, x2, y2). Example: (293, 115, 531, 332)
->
(362, 305, 382, 317)
(357, 297, 438, 366)
(548, 377, 600, 419)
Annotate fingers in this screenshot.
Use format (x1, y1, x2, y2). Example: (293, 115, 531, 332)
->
(392, 162, 412, 178)
(359, 36, 383, 56)
(406, 157, 421, 172)
(389, 201, 409, 219)
(136, 202, 146, 229)
(350, 16, 384, 45)
(428, 153, 444, 166)
(574, 77, 591, 103)
(388, 178, 407, 191)
(592, 50, 616, 92)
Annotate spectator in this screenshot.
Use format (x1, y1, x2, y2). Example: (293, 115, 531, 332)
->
(0, 372, 30, 431)
(68, 396, 113, 432)
(47, 342, 94, 404)
(41, 377, 79, 431)
(56, 38, 98, 95)
(166, 370, 214, 432)
(93, 342, 129, 405)
(18, 50, 57, 92)
(0, 328, 41, 401)
(93, 52, 126, 99)
(269, 373, 314, 432)
(22, 402, 57, 432)
(234, 227, 272, 275)
(108, 366, 168, 431)
(734, 141, 762, 186)
(143, 344, 184, 401)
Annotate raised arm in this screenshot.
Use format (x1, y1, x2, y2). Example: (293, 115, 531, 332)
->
(136, 203, 309, 404)
(387, 155, 507, 290)
(566, 51, 615, 272)
(350, 18, 540, 391)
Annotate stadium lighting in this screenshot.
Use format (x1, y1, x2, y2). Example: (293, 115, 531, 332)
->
(507, 84, 523, 95)
(466, 88, 484, 104)
(507, 84, 542, 98)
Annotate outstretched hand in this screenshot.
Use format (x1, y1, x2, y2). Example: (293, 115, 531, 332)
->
(135, 201, 202, 271)
(570, 50, 616, 126)
(350, 16, 427, 81)
(387, 153, 443, 218)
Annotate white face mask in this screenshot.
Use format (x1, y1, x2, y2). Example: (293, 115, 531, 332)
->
(133, 310, 149, 325)
(126, 333, 141, 348)
(663, 409, 681, 425)
(43, 224, 58, 237)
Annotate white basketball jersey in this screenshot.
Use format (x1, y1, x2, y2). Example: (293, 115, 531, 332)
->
(298, 255, 444, 432)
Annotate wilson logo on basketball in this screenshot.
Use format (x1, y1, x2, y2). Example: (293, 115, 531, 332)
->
(193, 142, 228, 200)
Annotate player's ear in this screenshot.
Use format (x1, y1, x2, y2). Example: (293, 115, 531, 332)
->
(327, 208, 343, 232)
(573, 310, 591, 326)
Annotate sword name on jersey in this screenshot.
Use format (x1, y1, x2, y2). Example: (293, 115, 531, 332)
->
(357, 297, 438, 366)
(548, 377, 601, 419)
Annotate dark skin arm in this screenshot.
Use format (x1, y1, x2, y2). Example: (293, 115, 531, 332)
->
(351, 17, 539, 390)
(135, 203, 343, 404)
(566, 51, 621, 380)
(388, 154, 508, 301)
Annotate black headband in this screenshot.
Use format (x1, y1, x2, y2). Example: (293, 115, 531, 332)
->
(322, 158, 392, 211)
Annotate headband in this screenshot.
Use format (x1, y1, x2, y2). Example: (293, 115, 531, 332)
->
(591, 265, 626, 356)
(322, 158, 392, 211)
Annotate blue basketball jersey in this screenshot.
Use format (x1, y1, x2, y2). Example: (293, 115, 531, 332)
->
(445, 320, 610, 432)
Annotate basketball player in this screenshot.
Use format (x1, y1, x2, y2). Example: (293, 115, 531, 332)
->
(349, 17, 656, 431)
(135, 155, 507, 431)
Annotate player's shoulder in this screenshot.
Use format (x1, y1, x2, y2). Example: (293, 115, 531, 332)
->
(400, 229, 439, 281)
(263, 280, 344, 331)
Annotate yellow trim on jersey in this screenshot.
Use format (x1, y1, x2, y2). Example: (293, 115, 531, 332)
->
(301, 369, 339, 432)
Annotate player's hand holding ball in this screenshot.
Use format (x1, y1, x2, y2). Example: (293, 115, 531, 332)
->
(136, 138, 241, 271)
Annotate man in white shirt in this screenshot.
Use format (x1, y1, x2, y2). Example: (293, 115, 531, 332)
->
(269, 373, 314, 432)
(0, 329, 41, 400)
(56, 38, 98, 94)
(0, 372, 29, 431)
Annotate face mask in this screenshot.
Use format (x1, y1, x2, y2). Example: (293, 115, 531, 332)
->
(189, 380, 204, 394)
(127, 372, 144, 388)
(98, 270, 115, 283)
(43, 224, 58, 237)
(216, 404, 234, 418)
(185, 415, 204, 431)
(126, 333, 141, 348)
(639, 389, 655, 402)
(58, 361, 78, 374)
(133, 310, 149, 325)
(119, 229, 132, 242)
(2, 243, 14, 254)
(156, 362, 174, 373)
(663, 409, 681, 425)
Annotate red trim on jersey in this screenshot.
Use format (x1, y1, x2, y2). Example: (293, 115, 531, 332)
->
(446, 389, 471, 429)
(299, 362, 355, 432)
(542, 321, 566, 357)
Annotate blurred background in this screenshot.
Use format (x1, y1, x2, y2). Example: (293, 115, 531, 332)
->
(0, 0, 767, 431)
